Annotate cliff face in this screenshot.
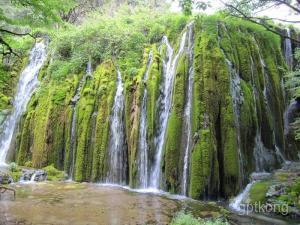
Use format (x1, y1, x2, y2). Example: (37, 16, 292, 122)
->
(10, 15, 298, 199)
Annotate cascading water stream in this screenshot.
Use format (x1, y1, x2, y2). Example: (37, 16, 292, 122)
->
(217, 25, 244, 187)
(106, 70, 127, 185)
(150, 32, 187, 189)
(230, 172, 271, 212)
(181, 23, 194, 196)
(137, 51, 153, 188)
(229, 181, 255, 212)
(250, 56, 275, 171)
(0, 42, 46, 165)
(225, 58, 245, 186)
(284, 28, 293, 70)
(68, 61, 91, 179)
(253, 37, 286, 164)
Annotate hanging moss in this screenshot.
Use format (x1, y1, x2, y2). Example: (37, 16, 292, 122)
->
(90, 61, 117, 182)
(164, 53, 188, 193)
(11, 14, 293, 200)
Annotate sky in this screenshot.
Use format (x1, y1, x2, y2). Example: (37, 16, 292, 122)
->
(168, 0, 299, 27)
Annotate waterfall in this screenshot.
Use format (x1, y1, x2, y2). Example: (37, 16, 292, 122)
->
(285, 98, 300, 135)
(68, 61, 90, 179)
(218, 26, 244, 185)
(250, 56, 275, 171)
(284, 28, 293, 70)
(181, 23, 194, 196)
(230, 172, 271, 212)
(224, 58, 245, 186)
(137, 51, 153, 188)
(68, 109, 77, 180)
(229, 181, 255, 212)
(106, 70, 127, 185)
(253, 38, 286, 164)
(0, 42, 46, 165)
(87, 58, 92, 76)
(150, 32, 187, 189)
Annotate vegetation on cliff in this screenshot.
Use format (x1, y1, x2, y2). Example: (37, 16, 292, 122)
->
(0, 0, 299, 203)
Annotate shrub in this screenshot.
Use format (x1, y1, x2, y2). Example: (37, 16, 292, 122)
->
(24, 161, 33, 167)
(43, 164, 65, 181)
(9, 162, 18, 172)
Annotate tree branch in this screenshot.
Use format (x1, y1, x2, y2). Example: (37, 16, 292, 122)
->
(274, 0, 300, 14)
(0, 28, 33, 38)
(0, 36, 19, 57)
(221, 1, 300, 44)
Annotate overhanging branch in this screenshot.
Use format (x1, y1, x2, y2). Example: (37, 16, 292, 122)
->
(221, 0, 300, 44)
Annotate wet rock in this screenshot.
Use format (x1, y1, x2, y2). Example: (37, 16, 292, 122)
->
(20, 169, 47, 182)
(20, 169, 35, 181)
(32, 170, 47, 182)
(266, 184, 285, 197)
(250, 172, 272, 181)
(0, 172, 13, 184)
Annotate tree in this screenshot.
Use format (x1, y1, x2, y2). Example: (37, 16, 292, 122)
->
(221, 0, 300, 42)
(179, 0, 210, 15)
(0, 0, 76, 57)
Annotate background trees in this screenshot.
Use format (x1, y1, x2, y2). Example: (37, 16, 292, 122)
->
(0, 0, 76, 57)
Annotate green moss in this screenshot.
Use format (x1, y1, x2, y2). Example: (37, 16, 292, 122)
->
(17, 111, 34, 165)
(249, 181, 271, 204)
(43, 164, 65, 181)
(90, 61, 117, 182)
(12, 14, 290, 200)
(164, 52, 188, 193)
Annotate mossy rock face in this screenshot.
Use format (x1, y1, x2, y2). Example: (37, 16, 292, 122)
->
(249, 181, 271, 204)
(10, 14, 296, 200)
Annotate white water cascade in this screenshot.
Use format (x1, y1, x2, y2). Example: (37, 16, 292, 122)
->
(137, 51, 153, 188)
(229, 181, 255, 212)
(0, 41, 46, 165)
(106, 70, 127, 184)
(230, 172, 271, 212)
(150, 32, 187, 189)
(284, 28, 293, 70)
(181, 23, 195, 196)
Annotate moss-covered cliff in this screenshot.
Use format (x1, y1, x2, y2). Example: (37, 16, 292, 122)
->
(5, 12, 297, 199)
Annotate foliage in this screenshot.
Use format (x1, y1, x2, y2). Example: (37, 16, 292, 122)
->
(222, 0, 300, 42)
(285, 48, 300, 140)
(9, 162, 18, 172)
(180, 0, 193, 15)
(0, 0, 76, 56)
(179, 0, 210, 15)
(170, 211, 229, 225)
(8, 162, 22, 182)
(43, 164, 65, 181)
(285, 48, 300, 98)
(48, 8, 187, 80)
